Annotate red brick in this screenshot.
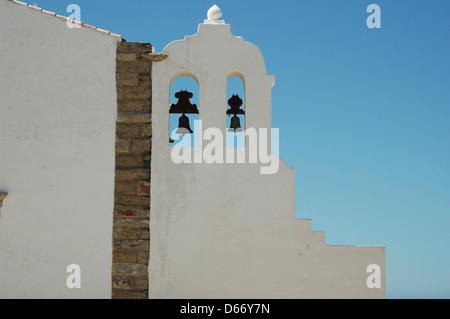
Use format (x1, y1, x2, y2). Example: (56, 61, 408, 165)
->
(112, 279, 133, 290)
(137, 181, 150, 195)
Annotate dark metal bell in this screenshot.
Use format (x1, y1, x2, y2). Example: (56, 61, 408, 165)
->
(228, 115, 243, 133)
(176, 114, 193, 135)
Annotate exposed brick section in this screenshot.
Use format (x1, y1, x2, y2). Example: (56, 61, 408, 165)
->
(113, 42, 153, 299)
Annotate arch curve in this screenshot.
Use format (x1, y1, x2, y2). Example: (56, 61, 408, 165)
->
(170, 70, 199, 87)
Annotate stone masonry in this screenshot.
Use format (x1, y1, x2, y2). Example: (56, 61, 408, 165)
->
(112, 42, 153, 299)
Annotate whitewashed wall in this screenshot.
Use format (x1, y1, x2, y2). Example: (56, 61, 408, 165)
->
(150, 10, 385, 298)
(0, 1, 120, 298)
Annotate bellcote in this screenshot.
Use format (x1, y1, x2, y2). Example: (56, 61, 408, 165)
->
(154, 5, 276, 144)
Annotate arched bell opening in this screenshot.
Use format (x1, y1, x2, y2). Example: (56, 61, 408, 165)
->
(169, 74, 199, 147)
(226, 74, 245, 148)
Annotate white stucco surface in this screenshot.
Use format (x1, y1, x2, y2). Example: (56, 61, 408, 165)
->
(0, 1, 120, 298)
(150, 10, 385, 298)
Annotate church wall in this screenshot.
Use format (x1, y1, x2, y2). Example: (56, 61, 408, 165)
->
(0, 0, 120, 298)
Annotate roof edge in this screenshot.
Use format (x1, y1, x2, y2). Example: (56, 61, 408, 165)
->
(7, 0, 124, 39)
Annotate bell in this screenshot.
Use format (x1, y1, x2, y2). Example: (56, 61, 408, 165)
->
(176, 114, 193, 135)
(228, 115, 243, 133)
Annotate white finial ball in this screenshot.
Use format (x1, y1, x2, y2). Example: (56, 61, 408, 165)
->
(207, 5, 222, 20)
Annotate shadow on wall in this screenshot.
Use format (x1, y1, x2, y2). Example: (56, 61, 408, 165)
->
(0, 192, 8, 219)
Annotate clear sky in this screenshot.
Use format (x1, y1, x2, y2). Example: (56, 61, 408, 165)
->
(34, 0, 449, 299)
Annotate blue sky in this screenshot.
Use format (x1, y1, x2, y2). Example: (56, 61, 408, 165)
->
(34, 0, 449, 298)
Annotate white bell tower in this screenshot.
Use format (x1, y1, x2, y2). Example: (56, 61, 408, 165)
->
(150, 5, 385, 298)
